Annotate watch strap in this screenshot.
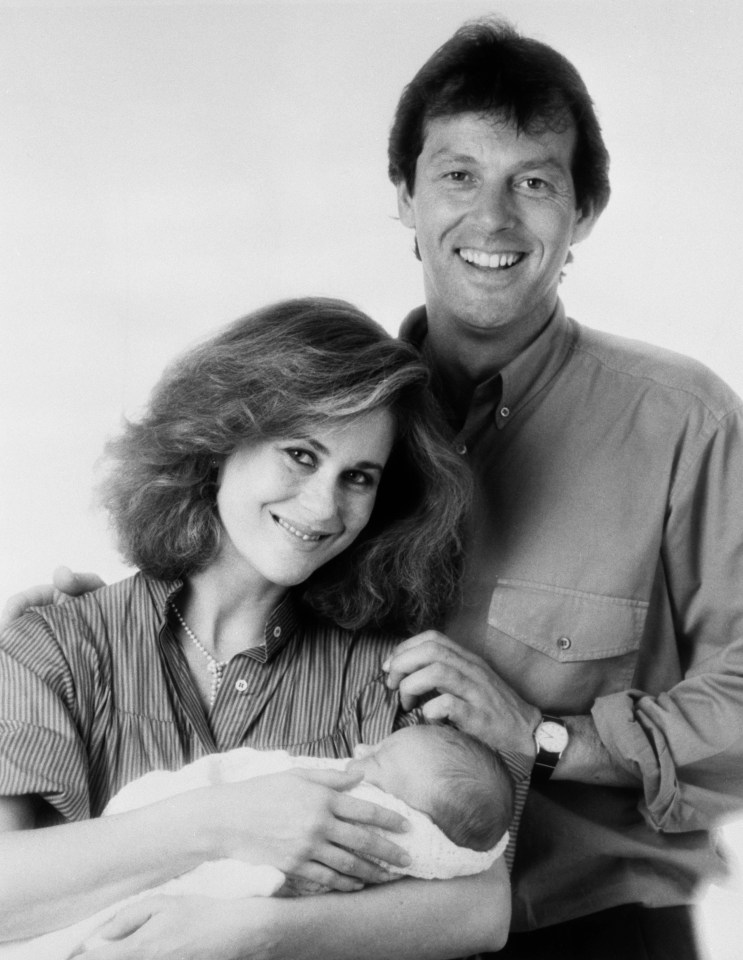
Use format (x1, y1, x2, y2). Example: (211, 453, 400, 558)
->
(532, 714, 567, 783)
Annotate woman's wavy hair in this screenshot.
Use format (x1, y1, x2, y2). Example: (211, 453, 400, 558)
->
(99, 297, 471, 634)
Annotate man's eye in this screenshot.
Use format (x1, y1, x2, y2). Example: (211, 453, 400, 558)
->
(522, 177, 548, 191)
(444, 170, 471, 183)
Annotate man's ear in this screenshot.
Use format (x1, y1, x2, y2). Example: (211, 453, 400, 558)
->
(571, 201, 599, 245)
(396, 181, 416, 229)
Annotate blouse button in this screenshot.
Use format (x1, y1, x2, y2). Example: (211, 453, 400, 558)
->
(455, 442, 467, 455)
(235, 679, 249, 693)
(557, 636, 572, 651)
(273, 626, 282, 638)
(500, 406, 511, 419)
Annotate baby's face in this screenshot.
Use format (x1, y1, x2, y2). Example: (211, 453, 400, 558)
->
(347, 726, 442, 814)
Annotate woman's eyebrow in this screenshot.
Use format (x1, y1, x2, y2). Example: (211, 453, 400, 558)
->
(300, 438, 385, 473)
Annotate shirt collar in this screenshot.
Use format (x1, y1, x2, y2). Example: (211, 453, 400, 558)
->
(144, 575, 301, 663)
(399, 301, 574, 430)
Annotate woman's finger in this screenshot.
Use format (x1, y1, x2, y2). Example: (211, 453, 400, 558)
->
(331, 789, 409, 834)
(326, 816, 411, 870)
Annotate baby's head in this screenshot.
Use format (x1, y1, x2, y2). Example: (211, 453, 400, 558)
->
(347, 725, 514, 851)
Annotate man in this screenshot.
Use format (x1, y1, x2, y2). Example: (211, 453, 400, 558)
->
(3, 15, 743, 960)
(379, 16, 743, 960)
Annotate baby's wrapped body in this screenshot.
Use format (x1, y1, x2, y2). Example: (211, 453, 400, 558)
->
(5, 729, 511, 960)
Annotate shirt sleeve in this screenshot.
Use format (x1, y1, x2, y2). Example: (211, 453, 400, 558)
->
(592, 406, 743, 832)
(0, 610, 94, 822)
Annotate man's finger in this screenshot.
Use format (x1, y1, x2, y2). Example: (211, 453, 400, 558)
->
(384, 638, 480, 695)
(0, 586, 56, 630)
(52, 566, 107, 597)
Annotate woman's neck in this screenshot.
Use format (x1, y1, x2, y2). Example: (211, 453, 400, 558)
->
(176, 564, 288, 662)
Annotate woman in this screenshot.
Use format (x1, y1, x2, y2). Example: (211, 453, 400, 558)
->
(0, 298, 509, 959)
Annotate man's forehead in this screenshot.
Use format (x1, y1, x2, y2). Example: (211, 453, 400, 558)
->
(420, 110, 577, 161)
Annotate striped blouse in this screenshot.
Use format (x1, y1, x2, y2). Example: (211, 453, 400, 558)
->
(0, 573, 416, 824)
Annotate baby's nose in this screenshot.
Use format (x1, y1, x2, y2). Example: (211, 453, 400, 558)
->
(352, 743, 374, 759)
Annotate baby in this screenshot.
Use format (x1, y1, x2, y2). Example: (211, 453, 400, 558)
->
(5, 725, 513, 960)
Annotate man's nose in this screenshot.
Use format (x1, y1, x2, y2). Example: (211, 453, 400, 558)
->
(474, 184, 516, 231)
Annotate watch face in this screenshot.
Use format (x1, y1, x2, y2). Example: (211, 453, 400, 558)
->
(537, 720, 569, 752)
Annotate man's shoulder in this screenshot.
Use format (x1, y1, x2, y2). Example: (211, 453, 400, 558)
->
(570, 319, 742, 422)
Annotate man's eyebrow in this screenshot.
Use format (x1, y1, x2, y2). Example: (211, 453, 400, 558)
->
(426, 149, 570, 175)
(428, 148, 480, 164)
(512, 156, 570, 174)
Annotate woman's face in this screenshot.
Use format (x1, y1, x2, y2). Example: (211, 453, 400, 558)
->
(213, 408, 396, 592)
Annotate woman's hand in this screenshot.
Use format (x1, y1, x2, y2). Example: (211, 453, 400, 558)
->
(193, 767, 411, 892)
(69, 895, 281, 960)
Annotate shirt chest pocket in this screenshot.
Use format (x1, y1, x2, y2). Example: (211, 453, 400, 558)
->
(486, 579, 647, 714)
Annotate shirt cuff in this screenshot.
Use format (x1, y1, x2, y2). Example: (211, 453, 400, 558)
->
(592, 690, 681, 831)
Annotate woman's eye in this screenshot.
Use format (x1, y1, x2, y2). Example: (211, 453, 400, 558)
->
(286, 448, 315, 467)
(344, 470, 374, 487)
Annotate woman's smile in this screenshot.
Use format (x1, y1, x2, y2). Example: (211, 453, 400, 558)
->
(213, 408, 396, 590)
(272, 513, 335, 544)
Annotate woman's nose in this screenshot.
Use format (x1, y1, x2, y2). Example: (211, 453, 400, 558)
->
(302, 474, 341, 523)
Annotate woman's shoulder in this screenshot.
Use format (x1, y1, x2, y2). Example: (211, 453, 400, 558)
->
(299, 609, 401, 664)
(4, 572, 178, 657)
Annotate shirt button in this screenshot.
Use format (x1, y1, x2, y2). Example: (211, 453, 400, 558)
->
(557, 636, 572, 651)
(273, 626, 282, 638)
(455, 442, 467, 455)
(235, 679, 249, 693)
(500, 406, 511, 418)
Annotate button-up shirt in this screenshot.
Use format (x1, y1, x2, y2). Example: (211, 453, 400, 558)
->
(402, 301, 743, 930)
(0, 574, 414, 822)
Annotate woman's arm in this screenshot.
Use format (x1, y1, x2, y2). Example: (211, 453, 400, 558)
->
(70, 859, 510, 960)
(0, 793, 206, 940)
(0, 769, 412, 941)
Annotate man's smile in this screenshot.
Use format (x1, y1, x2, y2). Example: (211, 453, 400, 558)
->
(458, 248, 525, 270)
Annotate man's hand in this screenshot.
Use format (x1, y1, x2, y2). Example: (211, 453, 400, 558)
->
(0, 566, 105, 631)
(69, 894, 281, 960)
(383, 630, 541, 758)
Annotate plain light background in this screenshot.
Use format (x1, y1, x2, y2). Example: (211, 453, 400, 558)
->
(1, 1, 742, 955)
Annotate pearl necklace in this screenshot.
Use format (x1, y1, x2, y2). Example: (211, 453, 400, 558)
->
(169, 602, 228, 707)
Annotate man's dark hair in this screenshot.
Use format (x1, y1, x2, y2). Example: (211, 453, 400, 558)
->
(388, 16, 610, 218)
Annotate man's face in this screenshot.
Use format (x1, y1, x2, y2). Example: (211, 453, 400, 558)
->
(397, 111, 595, 342)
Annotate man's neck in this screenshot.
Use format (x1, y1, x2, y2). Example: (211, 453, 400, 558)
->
(426, 314, 549, 421)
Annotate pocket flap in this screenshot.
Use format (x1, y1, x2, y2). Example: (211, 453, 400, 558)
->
(488, 578, 647, 662)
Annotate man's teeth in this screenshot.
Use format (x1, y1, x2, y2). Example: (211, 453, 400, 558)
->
(459, 248, 522, 269)
(276, 517, 323, 542)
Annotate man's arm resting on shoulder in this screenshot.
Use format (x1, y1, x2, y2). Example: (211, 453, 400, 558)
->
(0, 568, 105, 631)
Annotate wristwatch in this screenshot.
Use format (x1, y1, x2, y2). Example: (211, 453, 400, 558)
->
(532, 715, 569, 782)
